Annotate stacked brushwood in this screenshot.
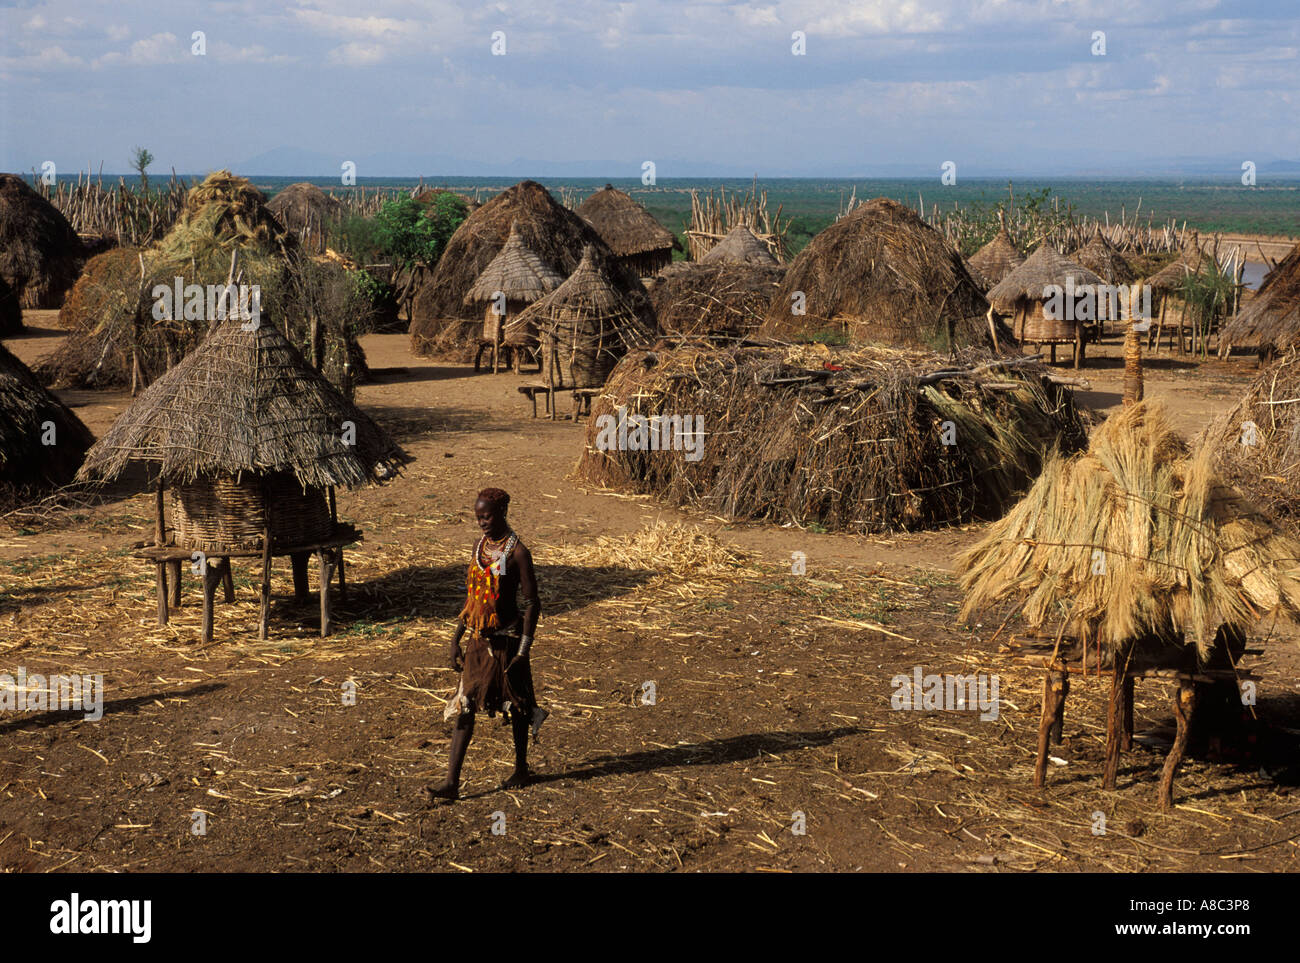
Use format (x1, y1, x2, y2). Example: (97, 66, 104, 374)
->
(648, 261, 784, 337)
(576, 340, 1087, 533)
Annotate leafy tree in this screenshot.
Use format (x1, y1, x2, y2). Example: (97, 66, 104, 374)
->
(131, 147, 155, 194)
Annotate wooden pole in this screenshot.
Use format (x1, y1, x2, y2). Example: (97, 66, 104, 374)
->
(1158, 678, 1197, 811)
(154, 480, 168, 625)
(318, 549, 335, 637)
(1102, 668, 1124, 790)
(259, 521, 272, 641)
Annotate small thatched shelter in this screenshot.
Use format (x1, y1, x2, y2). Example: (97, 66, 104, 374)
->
(966, 225, 1024, 291)
(411, 180, 639, 358)
(1219, 240, 1300, 353)
(578, 185, 677, 278)
(0, 173, 85, 323)
(760, 198, 996, 352)
(78, 317, 408, 641)
(508, 245, 656, 391)
(267, 182, 341, 250)
(987, 245, 1105, 367)
(649, 261, 785, 337)
(1071, 228, 1137, 285)
(577, 341, 1086, 533)
(699, 224, 778, 266)
(0, 342, 93, 506)
(465, 222, 564, 372)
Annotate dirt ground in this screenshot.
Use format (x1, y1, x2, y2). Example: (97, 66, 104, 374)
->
(1, 314, 1297, 873)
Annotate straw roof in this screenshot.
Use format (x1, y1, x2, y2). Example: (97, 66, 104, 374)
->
(267, 182, 341, 236)
(986, 244, 1105, 314)
(464, 222, 564, 306)
(1071, 228, 1137, 284)
(510, 244, 657, 348)
(577, 185, 676, 257)
(967, 227, 1024, 289)
(760, 198, 996, 352)
(1146, 234, 1207, 292)
(958, 401, 1300, 660)
(78, 319, 408, 490)
(154, 170, 290, 264)
(650, 261, 785, 336)
(1219, 240, 1300, 350)
(700, 224, 777, 266)
(0, 341, 93, 499)
(0, 172, 85, 314)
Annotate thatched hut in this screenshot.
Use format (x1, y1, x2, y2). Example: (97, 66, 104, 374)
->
(0, 342, 93, 506)
(509, 245, 656, 392)
(411, 180, 639, 358)
(760, 198, 996, 352)
(1219, 240, 1300, 354)
(464, 222, 564, 372)
(38, 171, 370, 394)
(648, 261, 784, 337)
(959, 402, 1300, 805)
(1142, 234, 1209, 345)
(77, 317, 408, 642)
(1071, 227, 1136, 285)
(577, 341, 1086, 534)
(0, 173, 86, 325)
(267, 182, 341, 250)
(577, 185, 677, 278)
(0, 276, 20, 336)
(987, 245, 1105, 367)
(699, 224, 778, 266)
(966, 225, 1024, 291)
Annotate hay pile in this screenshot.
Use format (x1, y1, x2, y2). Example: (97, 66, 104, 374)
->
(0, 173, 85, 322)
(1220, 240, 1300, 352)
(576, 341, 1086, 534)
(545, 520, 754, 581)
(0, 342, 94, 506)
(267, 182, 341, 241)
(38, 171, 371, 393)
(700, 224, 778, 266)
(959, 402, 1300, 660)
(760, 198, 995, 352)
(411, 180, 639, 359)
(649, 261, 784, 337)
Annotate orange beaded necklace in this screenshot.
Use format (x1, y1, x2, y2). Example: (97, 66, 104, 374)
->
(458, 532, 516, 636)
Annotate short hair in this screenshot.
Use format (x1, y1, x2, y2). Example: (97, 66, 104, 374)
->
(475, 488, 510, 513)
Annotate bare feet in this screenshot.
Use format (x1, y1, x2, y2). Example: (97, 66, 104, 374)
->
(501, 768, 531, 790)
(426, 781, 459, 803)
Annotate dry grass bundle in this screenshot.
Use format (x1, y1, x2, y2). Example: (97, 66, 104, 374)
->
(649, 261, 785, 337)
(0, 342, 93, 506)
(77, 318, 408, 490)
(545, 520, 754, 581)
(411, 181, 639, 358)
(37, 172, 370, 393)
(1220, 240, 1300, 351)
(959, 402, 1300, 660)
(760, 198, 994, 352)
(576, 341, 1086, 534)
(0, 173, 85, 318)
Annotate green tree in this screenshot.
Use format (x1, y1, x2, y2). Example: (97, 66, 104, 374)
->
(131, 147, 155, 194)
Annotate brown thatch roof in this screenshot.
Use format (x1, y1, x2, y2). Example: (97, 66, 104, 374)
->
(77, 319, 407, 490)
(509, 244, 656, 349)
(699, 224, 777, 266)
(577, 185, 676, 257)
(1219, 241, 1300, 350)
(0, 173, 85, 314)
(0, 341, 93, 500)
(959, 401, 1300, 660)
(759, 198, 996, 352)
(1071, 228, 1137, 284)
(967, 227, 1024, 289)
(576, 341, 1087, 534)
(1146, 235, 1207, 292)
(464, 222, 564, 306)
(267, 182, 341, 236)
(986, 244, 1105, 314)
(649, 261, 784, 336)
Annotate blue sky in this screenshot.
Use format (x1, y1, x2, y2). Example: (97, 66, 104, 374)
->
(2, 0, 1298, 177)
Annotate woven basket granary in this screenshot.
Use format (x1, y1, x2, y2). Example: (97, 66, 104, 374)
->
(171, 471, 331, 552)
(1017, 302, 1079, 343)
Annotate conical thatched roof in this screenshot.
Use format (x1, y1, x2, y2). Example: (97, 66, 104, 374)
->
(1219, 241, 1300, 350)
(986, 244, 1105, 313)
(77, 320, 407, 490)
(412, 180, 629, 326)
(267, 182, 341, 236)
(0, 341, 93, 498)
(577, 185, 676, 257)
(700, 224, 777, 266)
(1147, 235, 1207, 292)
(760, 198, 995, 351)
(0, 173, 85, 315)
(1072, 228, 1136, 284)
(510, 245, 656, 344)
(958, 401, 1300, 660)
(464, 222, 564, 305)
(967, 227, 1024, 289)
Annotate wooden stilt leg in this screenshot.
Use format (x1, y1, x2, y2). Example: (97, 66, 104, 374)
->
(1035, 668, 1065, 788)
(1121, 675, 1135, 752)
(155, 561, 169, 626)
(318, 549, 335, 638)
(201, 558, 221, 644)
(1050, 669, 1069, 745)
(259, 533, 272, 641)
(1158, 678, 1197, 811)
(1074, 326, 1084, 370)
(221, 558, 234, 602)
(291, 552, 311, 602)
(168, 559, 182, 607)
(1103, 669, 1124, 790)
(337, 548, 347, 603)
